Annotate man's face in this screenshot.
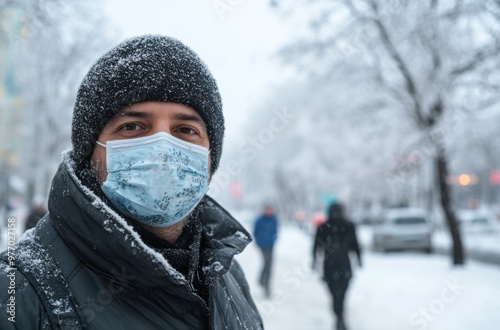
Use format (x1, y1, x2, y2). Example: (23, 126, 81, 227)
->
(91, 101, 211, 183)
(264, 207, 274, 216)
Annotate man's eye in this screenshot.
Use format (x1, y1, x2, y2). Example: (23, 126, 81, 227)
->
(121, 123, 141, 131)
(177, 127, 197, 135)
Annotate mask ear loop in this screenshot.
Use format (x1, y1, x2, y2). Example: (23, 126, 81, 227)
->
(96, 141, 106, 148)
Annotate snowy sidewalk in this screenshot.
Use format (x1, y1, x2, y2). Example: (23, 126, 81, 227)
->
(236, 224, 500, 330)
(433, 230, 500, 266)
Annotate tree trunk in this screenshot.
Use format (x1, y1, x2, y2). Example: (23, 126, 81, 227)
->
(435, 148, 465, 265)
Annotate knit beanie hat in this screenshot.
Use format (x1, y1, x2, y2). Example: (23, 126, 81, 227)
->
(70, 35, 224, 178)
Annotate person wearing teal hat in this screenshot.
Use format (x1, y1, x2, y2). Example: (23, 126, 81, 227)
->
(313, 202, 362, 330)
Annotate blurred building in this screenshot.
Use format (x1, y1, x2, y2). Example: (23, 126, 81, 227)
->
(0, 8, 28, 209)
(0, 8, 26, 167)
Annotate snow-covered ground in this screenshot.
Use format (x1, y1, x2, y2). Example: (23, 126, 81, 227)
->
(236, 223, 500, 330)
(3, 208, 499, 329)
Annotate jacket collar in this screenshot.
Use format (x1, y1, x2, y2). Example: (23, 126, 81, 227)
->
(47, 157, 251, 290)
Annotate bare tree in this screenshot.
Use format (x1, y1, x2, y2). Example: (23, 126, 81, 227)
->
(272, 0, 500, 265)
(2, 1, 115, 201)
(0, 0, 65, 212)
(231, 77, 398, 223)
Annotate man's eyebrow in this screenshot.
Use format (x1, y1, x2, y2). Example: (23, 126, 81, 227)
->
(172, 113, 206, 127)
(108, 111, 152, 124)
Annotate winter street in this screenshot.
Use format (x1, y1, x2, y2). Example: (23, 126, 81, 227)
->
(2, 1, 500, 330)
(237, 223, 500, 330)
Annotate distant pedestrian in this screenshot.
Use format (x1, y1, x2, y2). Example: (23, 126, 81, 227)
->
(312, 202, 362, 330)
(24, 196, 47, 232)
(253, 205, 279, 298)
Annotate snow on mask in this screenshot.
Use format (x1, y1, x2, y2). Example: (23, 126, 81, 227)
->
(97, 132, 209, 227)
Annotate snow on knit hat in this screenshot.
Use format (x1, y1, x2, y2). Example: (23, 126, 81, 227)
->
(70, 35, 224, 176)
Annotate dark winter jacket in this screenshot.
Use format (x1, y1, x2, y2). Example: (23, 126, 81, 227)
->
(0, 161, 263, 329)
(253, 215, 278, 249)
(312, 213, 361, 282)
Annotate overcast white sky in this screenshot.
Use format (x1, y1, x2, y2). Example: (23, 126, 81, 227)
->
(104, 0, 294, 147)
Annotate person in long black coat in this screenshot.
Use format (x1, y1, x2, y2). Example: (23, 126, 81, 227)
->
(312, 202, 362, 330)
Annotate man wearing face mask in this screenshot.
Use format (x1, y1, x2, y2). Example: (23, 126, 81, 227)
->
(0, 35, 263, 329)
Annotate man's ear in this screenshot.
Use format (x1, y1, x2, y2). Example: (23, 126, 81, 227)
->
(207, 154, 213, 182)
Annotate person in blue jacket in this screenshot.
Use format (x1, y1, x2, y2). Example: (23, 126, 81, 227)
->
(253, 204, 279, 297)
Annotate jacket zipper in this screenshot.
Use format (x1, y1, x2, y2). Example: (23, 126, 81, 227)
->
(186, 272, 212, 329)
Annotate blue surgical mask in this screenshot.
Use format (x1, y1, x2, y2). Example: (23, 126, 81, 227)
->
(97, 132, 209, 227)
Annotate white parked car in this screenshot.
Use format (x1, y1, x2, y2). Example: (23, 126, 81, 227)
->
(457, 210, 499, 235)
(373, 208, 433, 253)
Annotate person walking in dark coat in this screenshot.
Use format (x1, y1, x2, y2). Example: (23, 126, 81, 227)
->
(313, 202, 362, 330)
(0, 35, 262, 329)
(253, 205, 278, 298)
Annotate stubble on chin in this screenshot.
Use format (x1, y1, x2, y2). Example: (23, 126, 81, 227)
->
(140, 219, 187, 245)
